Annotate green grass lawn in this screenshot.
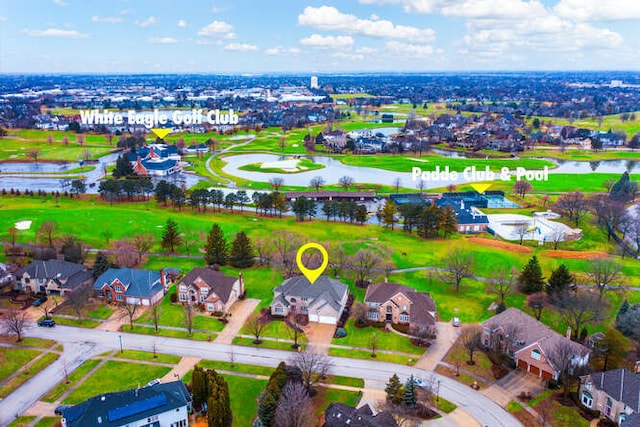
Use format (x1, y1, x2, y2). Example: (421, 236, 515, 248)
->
(115, 350, 181, 364)
(442, 338, 495, 384)
(332, 319, 424, 355)
(328, 347, 416, 365)
(0, 352, 60, 398)
(0, 347, 42, 383)
(63, 360, 171, 404)
(42, 359, 101, 403)
(313, 387, 361, 416)
(232, 337, 301, 352)
(33, 418, 60, 427)
(0, 336, 57, 348)
(197, 360, 274, 377)
(220, 374, 267, 427)
(48, 316, 101, 328)
(7, 416, 36, 427)
(435, 397, 457, 414)
(128, 325, 213, 341)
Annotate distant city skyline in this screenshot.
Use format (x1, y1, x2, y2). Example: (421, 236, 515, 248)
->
(1, 0, 639, 74)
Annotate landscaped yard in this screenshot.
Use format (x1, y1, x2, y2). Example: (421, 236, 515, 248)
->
(331, 319, 424, 355)
(441, 336, 497, 384)
(42, 359, 101, 403)
(115, 350, 181, 365)
(0, 347, 42, 383)
(220, 374, 267, 427)
(0, 352, 60, 398)
(62, 360, 171, 404)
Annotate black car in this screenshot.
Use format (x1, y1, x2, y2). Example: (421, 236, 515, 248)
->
(32, 296, 47, 307)
(54, 405, 70, 416)
(37, 318, 55, 327)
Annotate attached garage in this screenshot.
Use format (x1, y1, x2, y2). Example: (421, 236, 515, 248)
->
(309, 313, 337, 324)
(517, 359, 528, 370)
(529, 365, 540, 376)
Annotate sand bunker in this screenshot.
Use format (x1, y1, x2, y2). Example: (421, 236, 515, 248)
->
(14, 220, 32, 230)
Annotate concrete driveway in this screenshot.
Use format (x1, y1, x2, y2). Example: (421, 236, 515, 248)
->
(302, 322, 336, 355)
(415, 321, 460, 371)
(214, 298, 260, 344)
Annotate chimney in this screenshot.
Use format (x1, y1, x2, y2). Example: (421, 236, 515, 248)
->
(566, 327, 571, 339)
(159, 269, 166, 291)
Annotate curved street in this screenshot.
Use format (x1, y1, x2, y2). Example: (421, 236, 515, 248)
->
(0, 323, 523, 427)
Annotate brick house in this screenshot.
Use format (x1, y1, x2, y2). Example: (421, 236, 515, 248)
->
(15, 259, 94, 296)
(579, 368, 640, 425)
(94, 268, 167, 306)
(364, 281, 436, 329)
(177, 268, 243, 313)
(481, 308, 590, 381)
(270, 276, 348, 325)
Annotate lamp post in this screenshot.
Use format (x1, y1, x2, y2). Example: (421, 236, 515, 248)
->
(118, 334, 123, 354)
(436, 379, 440, 403)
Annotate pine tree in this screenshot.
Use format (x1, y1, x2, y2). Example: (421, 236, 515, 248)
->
(161, 218, 182, 253)
(205, 223, 228, 266)
(403, 375, 418, 408)
(519, 256, 545, 294)
(206, 370, 231, 427)
(93, 251, 111, 279)
(229, 231, 255, 268)
(191, 366, 206, 410)
(385, 374, 402, 404)
(258, 362, 288, 426)
(547, 264, 573, 301)
(381, 200, 398, 230)
(113, 153, 134, 178)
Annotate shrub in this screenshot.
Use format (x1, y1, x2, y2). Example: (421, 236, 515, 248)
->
(170, 293, 178, 303)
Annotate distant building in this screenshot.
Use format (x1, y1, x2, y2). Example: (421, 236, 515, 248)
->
(61, 381, 191, 427)
(15, 260, 94, 296)
(310, 75, 319, 89)
(94, 268, 167, 306)
(285, 191, 375, 203)
(322, 403, 398, 427)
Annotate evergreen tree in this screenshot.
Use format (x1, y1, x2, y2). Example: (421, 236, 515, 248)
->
(385, 374, 402, 405)
(519, 256, 545, 294)
(403, 375, 418, 408)
(258, 362, 288, 426)
(205, 223, 228, 266)
(382, 200, 398, 230)
(547, 264, 574, 302)
(93, 251, 111, 279)
(355, 204, 368, 225)
(229, 231, 254, 268)
(610, 171, 638, 202)
(206, 370, 231, 427)
(113, 154, 134, 178)
(161, 218, 182, 253)
(191, 366, 207, 410)
(439, 205, 458, 236)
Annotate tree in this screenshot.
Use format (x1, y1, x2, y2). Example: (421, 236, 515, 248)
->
(259, 362, 289, 426)
(584, 258, 621, 300)
(66, 282, 93, 320)
(133, 233, 154, 265)
(309, 176, 325, 192)
(527, 292, 548, 320)
(285, 314, 304, 350)
(7, 226, 18, 247)
(338, 175, 355, 191)
(229, 231, 254, 268)
(291, 196, 316, 222)
(269, 177, 284, 191)
(351, 302, 368, 327)
(246, 312, 268, 344)
(206, 369, 232, 427)
(60, 234, 84, 263)
(119, 302, 140, 331)
(111, 238, 139, 268)
(440, 248, 474, 292)
(559, 291, 606, 340)
(518, 256, 545, 294)
(547, 339, 585, 398)
(27, 148, 40, 163)
(113, 153, 134, 178)
(513, 180, 533, 198)
(235, 190, 250, 212)
(149, 302, 162, 333)
(1, 307, 29, 342)
(291, 351, 332, 392)
(161, 218, 182, 253)
(514, 222, 529, 245)
(184, 304, 194, 337)
(381, 200, 398, 230)
(547, 264, 574, 304)
(350, 248, 381, 287)
(254, 236, 275, 267)
(555, 191, 588, 226)
(205, 224, 228, 266)
(274, 382, 315, 427)
(403, 375, 418, 408)
(38, 297, 58, 320)
(461, 325, 482, 365)
(355, 204, 368, 225)
(70, 179, 86, 198)
(385, 373, 404, 405)
(273, 231, 302, 278)
(37, 220, 58, 247)
(491, 266, 517, 304)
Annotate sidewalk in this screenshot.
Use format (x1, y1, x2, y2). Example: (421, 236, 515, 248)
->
(214, 298, 259, 344)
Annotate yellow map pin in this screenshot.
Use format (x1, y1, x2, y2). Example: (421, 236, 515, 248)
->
(296, 243, 329, 285)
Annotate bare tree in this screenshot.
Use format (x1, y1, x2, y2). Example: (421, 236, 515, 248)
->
(328, 241, 348, 278)
(184, 304, 194, 337)
(440, 248, 474, 292)
(370, 332, 377, 357)
(547, 339, 586, 398)
(351, 302, 369, 327)
(513, 180, 533, 198)
(133, 233, 154, 265)
(37, 220, 58, 248)
(82, 149, 92, 162)
(181, 229, 199, 256)
(274, 382, 316, 427)
(1, 307, 29, 342)
(111, 238, 140, 268)
(119, 302, 140, 331)
(269, 177, 284, 192)
(559, 291, 606, 340)
(550, 227, 565, 250)
(584, 258, 621, 300)
(39, 296, 59, 320)
(291, 351, 332, 391)
(7, 226, 18, 247)
(246, 312, 268, 344)
(338, 175, 355, 191)
(376, 400, 421, 427)
(149, 302, 162, 333)
(490, 267, 517, 304)
(285, 314, 304, 349)
(349, 248, 381, 287)
(254, 236, 275, 267)
(66, 283, 93, 320)
(409, 324, 437, 347)
(555, 191, 588, 226)
(393, 177, 402, 193)
(273, 231, 302, 278)
(460, 324, 482, 365)
(309, 176, 325, 192)
(527, 292, 548, 320)
(27, 148, 40, 163)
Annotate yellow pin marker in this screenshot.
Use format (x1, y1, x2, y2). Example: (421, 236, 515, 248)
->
(151, 128, 171, 139)
(470, 183, 491, 194)
(296, 243, 329, 285)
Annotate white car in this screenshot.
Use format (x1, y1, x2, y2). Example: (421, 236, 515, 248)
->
(452, 317, 461, 327)
(144, 379, 161, 388)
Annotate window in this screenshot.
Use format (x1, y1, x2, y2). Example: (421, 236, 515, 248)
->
(581, 391, 593, 408)
(399, 314, 409, 322)
(605, 397, 612, 416)
(386, 306, 392, 313)
(200, 296, 206, 303)
(369, 302, 378, 308)
(179, 294, 187, 302)
(301, 306, 308, 312)
(201, 288, 208, 294)
(402, 305, 408, 311)
(179, 285, 187, 291)
(208, 304, 214, 311)
(531, 349, 541, 361)
(585, 381, 592, 391)
(301, 297, 308, 302)
(116, 294, 123, 301)
(291, 298, 297, 303)
(115, 285, 122, 292)
(368, 312, 379, 320)
(274, 306, 283, 313)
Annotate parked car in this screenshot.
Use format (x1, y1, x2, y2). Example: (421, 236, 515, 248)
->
(411, 377, 428, 389)
(37, 318, 55, 327)
(54, 405, 70, 415)
(144, 378, 161, 388)
(32, 296, 47, 307)
(334, 328, 347, 338)
(452, 317, 461, 327)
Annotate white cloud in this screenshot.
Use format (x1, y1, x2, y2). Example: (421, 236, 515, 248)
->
(92, 16, 123, 24)
(265, 46, 301, 55)
(53, 0, 68, 6)
(298, 6, 435, 42)
(224, 43, 259, 52)
(300, 34, 355, 48)
(223, 32, 237, 39)
(358, 0, 442, 13)
(332, 51, 365, 61)
(177, 19, 187, 28)
(386, 40, 434, 56)
(148, 37, 178, 44)
(211, 5, 228, 13)
(21, 28, 89, 38)
(361, 0, 546, 19)
(197, 20, 233, 36)
(554, 0, 640, 21)
(135, 17, 157, 28)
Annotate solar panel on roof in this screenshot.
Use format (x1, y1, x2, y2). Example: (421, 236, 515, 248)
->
(107, 394, 167, 422)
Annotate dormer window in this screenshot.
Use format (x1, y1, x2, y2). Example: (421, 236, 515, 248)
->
(531, 349, 541, 361)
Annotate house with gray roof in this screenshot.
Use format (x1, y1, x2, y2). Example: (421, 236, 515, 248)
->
(579, 368, 640, 425)
(323, 403, 398, 427)
(177, 268, 244, 313)
(61, 380, 191, 427)
(94, 268, 167, 306)
(364, 280, 436, 329)
(482, 307, 590, 381)
(15, 259, 94, 296)
(270, 276, 349, 324)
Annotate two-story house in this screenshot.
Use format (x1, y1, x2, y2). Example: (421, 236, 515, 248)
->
(177, 268, 244, 313)
(579, 368, 640, 425)
(364, 281, 437, 329)
(482, 307, 590, 381)
(94, 268, 167, 306)
(61, 381, 191, 427)
(270, 276, 348, 325)
(15, 259, 94, 296)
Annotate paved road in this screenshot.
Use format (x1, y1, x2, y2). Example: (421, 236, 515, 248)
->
(0, 324, 522, 427)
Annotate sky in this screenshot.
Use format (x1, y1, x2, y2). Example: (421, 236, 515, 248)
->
(1, 0, 639, 73)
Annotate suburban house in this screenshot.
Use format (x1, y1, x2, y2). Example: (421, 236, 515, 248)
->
(481, 307, 590, 381)
(15, 260, 94, 296)
(94, 268, 167, 306)
(322, 403, 398, 427)
(177, 268, 244, 313)
(579, 368, 640, 425)
(435, 198, 489, 233)
(270, 276, 349, 324)
(128, 144, 182, 176)
(61, 381, 191, 427)
(364, 281, 437, 330)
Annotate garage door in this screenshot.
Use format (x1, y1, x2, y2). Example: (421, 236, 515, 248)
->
(309, 314, 337, 324)
(517, 359, 528, 370)
(529, 365, 540, 376)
